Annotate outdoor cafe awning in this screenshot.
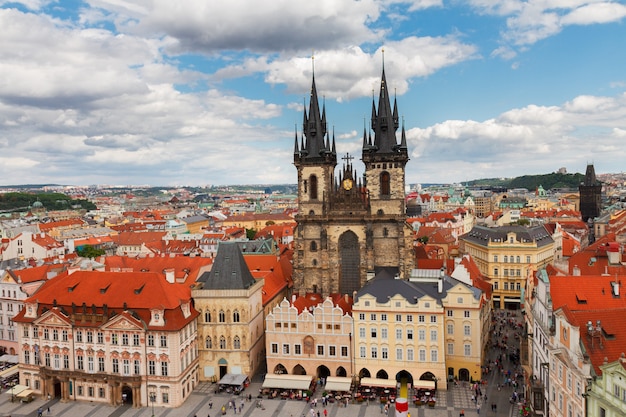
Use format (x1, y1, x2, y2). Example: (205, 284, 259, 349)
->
(359, 377, 397, 389)
(262, 374, 313, 390)
(5, 384, 28, 396)
(218, 373, 249, 386)
(0, 365, 19, 379)
(17, 389, 34, 398)
(413, 380, 436, 390)
(324, 376, 352, 392)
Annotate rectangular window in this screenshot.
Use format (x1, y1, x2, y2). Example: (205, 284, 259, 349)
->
(371, 346, 377, 359)
(464, 310, 470, 318)
(134, 360, 140, 375)
(359, 327, 366, 338)
(359, 313, 365, 320)
(76, 331, 82, 342)
(77, 356, 84, 370)
(419, 349, 425, 362)
(447, 324, 454, 335)
(395, 314, 402, 322)
(464, 325, 471, 336)
(88, 356, 94, 373)
(431, 349, 438, 362)
(418, 315, 425, 323)
(282, 344, 290, 355)
(360, 346, 366, 358)
(98, 357, 105, 372)
(396, 348, 403, 361)
(381, 327, 388, 339)
(381, 314, 387, 321)
(464, 344, 471, 356)
(87, 331, 93, 343)
(133, 334, 140, 346)
(99, 388, 105, 398)
(406, 315, 413, 322)
(371, 328, 377, 338)
(447, 310, 453, 317)
(447, 343, 454, 355)
(160, 335, 167, 347)
(418, 329, 424, 341)
(161, 362, 168, 376)
(148, 335, 155, 346)
(62, 330, 68, 342)
(341, 346, 348, 357)
(24, 350, 30, 365)
(370, 314, 376, 321)
(329, 346, 336, 357)
(430, 315, 437, 323)
(382, 347, 388, 359)
(396, 328, 402, 340)
(430, 330, 437, 342)
(162, 393, 169, 404)
(407, 348, 414, 361)
(122, 334, 129, 345)
(88, 387, 94, 397)
(44, 329, 49, 340)
(111, 334, 118, 345)
(123, 359, 130, 376)
(78, 386, 83, 396)
(112, 358, 119, 373)
(64, 355, 69, 369)
(317, 345, 324, 355)
(45, 352, 51, 367)
(407, 329, 414, 340)
(97, 332, 104, 344)
(271, 343, 278, 354)
(149, 360, 156, 375)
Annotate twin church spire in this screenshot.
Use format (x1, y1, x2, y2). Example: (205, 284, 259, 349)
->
(294, 59, 407, 167)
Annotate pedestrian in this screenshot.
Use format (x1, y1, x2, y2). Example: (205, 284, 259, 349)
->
(460, 409, 465, 417)
(323, 409, 328, 417)
(47, 407, 51, 414)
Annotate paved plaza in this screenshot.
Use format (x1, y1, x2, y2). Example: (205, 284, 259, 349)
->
(1, 377, 519, 417)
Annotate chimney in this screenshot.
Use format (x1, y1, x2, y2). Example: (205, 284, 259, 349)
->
(164, 268, 175, 283)
(573, 265, 581, 276)
(438, 275, 443, 294)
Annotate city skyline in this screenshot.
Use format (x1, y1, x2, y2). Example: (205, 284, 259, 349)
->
(1, 1, 626, 187)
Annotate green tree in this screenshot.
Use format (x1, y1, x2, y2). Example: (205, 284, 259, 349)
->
(76, 245, 105, 259)
(246, 228, 256, 240)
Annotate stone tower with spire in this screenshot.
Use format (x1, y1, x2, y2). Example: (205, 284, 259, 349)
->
(292, 63, 414, 298)
(579, 163, 602, 222)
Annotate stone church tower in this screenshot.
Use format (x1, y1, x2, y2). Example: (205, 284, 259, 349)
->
(292, 67, 415, 297)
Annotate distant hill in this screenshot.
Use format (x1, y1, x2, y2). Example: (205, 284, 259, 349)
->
(0, 192, 96, 212)
(467, 172, 586, 191)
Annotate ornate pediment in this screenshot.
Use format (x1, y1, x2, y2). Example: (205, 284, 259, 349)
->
(34, 310, 71, 327)
(101, 314, 143, 331)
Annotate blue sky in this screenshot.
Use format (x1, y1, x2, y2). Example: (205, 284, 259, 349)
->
(1, 0, 625, 187)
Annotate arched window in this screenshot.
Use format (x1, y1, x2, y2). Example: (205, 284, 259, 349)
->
(205, 336, 212, 349)
(219, 310, 225, 323)
(219, 336, 226, 349)
(233, 310, 240, 323)
(380, 172, 390, 196)
(234, 336, 241, 349)
(310, 241, 317, 251)
(310, 175, 318, 200)
(205, 311, 211, 323)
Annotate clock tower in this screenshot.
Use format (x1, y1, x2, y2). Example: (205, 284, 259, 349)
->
(292, 65, 414, 297)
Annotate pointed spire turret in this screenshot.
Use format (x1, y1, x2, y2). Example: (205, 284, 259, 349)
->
(362, 55, 408, 163)
(293, 125, 299, 155)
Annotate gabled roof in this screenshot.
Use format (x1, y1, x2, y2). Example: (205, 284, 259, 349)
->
(550, 275, 626, 312)
(112, 231, 167, 246)
(197, 242, 256, 290)
(38, 218, 85, 232)
(101, 255, 212, 284)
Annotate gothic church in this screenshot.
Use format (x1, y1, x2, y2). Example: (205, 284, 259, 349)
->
(292, 66, 415, 297)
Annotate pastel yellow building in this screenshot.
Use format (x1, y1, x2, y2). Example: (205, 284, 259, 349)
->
(460, 225, 555, 309)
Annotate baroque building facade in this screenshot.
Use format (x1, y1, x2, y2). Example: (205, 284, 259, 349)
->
(13, 270, 199, 408)
(292, 67, 414, 297)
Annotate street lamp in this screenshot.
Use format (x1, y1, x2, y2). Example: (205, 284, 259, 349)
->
(10, 381, 16, 403)
(149, 391, 156, 417)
